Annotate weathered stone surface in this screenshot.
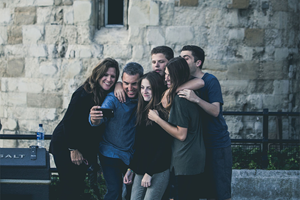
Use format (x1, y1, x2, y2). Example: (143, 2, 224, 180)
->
(94, 27, 128, 45)
(274, 48, 289, 61)
(73, 1, 92, 25)
(146, 27, 165, 45)
(63, 6, 74, 24)
(45, 25, 62, 44)
(5, 45, 26, 57)
(1, 92, 27, 106)
(244, 28, 264, 47)
(27, 44, 48, 58)
(179, 0, 198, 6)
(23, 25, 44, 44)
(36, 7, 53, 24)
(62, 0, 73, 6)
(0, 26, 7, 44)
(61, 60, 82, 78)
(6, 58, 25, 77)
(36, 0, 54, 6)
(270, 0, 288, 12)
(14, 7, 36, 25)
(128, 0, 151, 27)
(7, 25, 22, 44)
(27, 93, 62, 108)
(227, 0, 249, 9)
(166, 26, 193, 44)
(103, 45, 132, 60)
(77, 25, 94, 44)
(174, 7, 205, 26)
(227, 61, 258, 80)
(149, 1, 159, 25)
(40, 63, 58, 75)
(229, 28, 244, 41)
(0, 8, 12, 25)
(270, 11, 288, 30)
(128, 26, 145, 45)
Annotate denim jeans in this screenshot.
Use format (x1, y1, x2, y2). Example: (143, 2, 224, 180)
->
(99, 154, 129, 200)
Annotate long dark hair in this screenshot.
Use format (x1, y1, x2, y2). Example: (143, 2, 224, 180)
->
(83, 58, 120, 105)
(136, 71, 168, 126)
(165, 57, 190, 111)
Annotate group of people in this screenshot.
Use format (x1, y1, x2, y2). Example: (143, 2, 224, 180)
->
(49, 45, 232, 200)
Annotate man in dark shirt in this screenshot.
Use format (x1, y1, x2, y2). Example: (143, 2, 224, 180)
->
(178, 45, 232, 200)
(90, 62, 143, 200)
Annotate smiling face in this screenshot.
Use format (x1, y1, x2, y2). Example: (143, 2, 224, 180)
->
(98, 67, 117, 91)
(141, 78, 152, 102)
(122, 73, 140, 98)
(165, 67, 171, 88)
(151, 53, 169, 77)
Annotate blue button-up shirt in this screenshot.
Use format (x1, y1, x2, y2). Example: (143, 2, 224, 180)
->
(89, 92, 137, 165)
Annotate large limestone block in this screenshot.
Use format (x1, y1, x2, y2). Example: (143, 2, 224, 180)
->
(207, 26, 230, 45)
(265, 29, 282, 47)
(228, 28, 245, 41)
(94, 27, 128, 45)
(27, 44, 48, 58)
(73, 1, 92, 25)
(258, 61, 289, 80)
(204, 60, 227, 71)
(61, 60, 83, 78)
(40, 63, 58, 76)
(6, 58, 25, 77)
(38, 108, 57, 120)
(35, 0, 54, 6)
(236, 46, 253, 60)
(205, 8, 223, 28)
(103, 44, 132, 59)
(227, 0, 249, 9)
(77, 26, 95, 45)
(65, 44, 103, 59)
(1, 92, 27, 106)
(270, 11, 288, 30)
(244, 28, 264, 47)
(174, 7, 205, 26)
(0, 8, 12, 25)
(45, 25, 62, 44)
(14, 7, 37, 25)
(246, 94, 264, 110)
(220, 80, 250, 96)
(27, 93, 63, 108)
(0, 27, 7, 44)
(43, 78, 63, 92)
(179, 0, 198, 6)
(7, 25, 23, 44)
(159, 2, 175, 26)
(128, 26, 145, 45)
(23, 25, 44, 44)
(150, 1, 160, 25)
(262, 94, 289, 111)
(165, 26, 193, 44)
(270, 0, 288, 12)
(128, 0, 159, 26)
(274, 48, 289, 61)
(62, 25, 77, 44)
(146, 27, 165, 45)
(63, 6, 74, 24)
(227, 61, 258, 80)
(5, 45, 26, 57)
(37, 7, 53, 24)
(273, 80, 290, 95)
(205, 45, 226, 60)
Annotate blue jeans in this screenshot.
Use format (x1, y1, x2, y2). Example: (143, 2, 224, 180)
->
(99, 154, 129, 200)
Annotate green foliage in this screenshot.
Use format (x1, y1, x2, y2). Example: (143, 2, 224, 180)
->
(50, 172, 107, 200)
(232, 146, 300, 170)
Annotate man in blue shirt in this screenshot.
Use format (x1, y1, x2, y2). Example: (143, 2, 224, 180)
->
(178, 45, 232, 200)
(90, 62, 143, 200)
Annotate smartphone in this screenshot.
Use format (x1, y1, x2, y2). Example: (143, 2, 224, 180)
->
(96, 108, 114, 118)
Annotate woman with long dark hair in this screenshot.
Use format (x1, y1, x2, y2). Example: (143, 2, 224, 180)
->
(49, 58, 119, 200)
(123, 71, 172, 200)
(148, 57, 206, 200)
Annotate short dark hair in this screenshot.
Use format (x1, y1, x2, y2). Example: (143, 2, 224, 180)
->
(181, 45, 205, 69)
(122, 62, 144, 78)
(151, 46, 174, 61)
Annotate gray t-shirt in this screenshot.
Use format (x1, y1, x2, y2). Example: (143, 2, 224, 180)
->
(168, 95, 206, 175)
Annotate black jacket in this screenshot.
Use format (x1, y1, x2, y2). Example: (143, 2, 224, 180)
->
(49, 86, 104, 161)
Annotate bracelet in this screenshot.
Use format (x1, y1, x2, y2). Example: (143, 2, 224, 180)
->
(127, 168, 133, 173)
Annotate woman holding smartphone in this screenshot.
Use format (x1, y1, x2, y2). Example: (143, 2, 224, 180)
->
(148, 57, 206, 200)
(123, 71, 172, 200)
(49, 58, 119, 200)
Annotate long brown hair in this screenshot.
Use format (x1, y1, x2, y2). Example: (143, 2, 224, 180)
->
(83, 58, 120, 105)
(136, 71, 168, 126)
(165, 57, 190, 111)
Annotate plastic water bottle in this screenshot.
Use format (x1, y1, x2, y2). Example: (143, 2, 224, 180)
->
(37, 124, 45, 148)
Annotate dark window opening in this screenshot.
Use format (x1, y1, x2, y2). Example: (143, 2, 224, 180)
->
(106, 0, 124, 26)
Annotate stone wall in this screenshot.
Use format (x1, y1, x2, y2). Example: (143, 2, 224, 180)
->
(0, 0, 299, 148)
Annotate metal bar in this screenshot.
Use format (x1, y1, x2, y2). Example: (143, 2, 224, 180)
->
(0, 179, 51, 185)
(262, 109, 269, 169)
(0, 135, 52, 139)
(223, 111, 300, 116)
